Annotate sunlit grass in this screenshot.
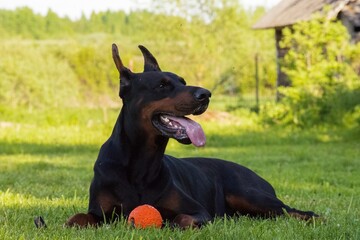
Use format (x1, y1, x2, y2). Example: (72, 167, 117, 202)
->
(0, 106, 359, 239)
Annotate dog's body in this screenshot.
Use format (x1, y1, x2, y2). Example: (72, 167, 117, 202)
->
(66, 44, 317, 228)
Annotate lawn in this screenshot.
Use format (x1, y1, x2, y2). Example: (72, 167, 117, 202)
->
(0, 105, 359, 239)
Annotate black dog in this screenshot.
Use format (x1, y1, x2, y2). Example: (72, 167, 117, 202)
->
(66, 44, 317, 228)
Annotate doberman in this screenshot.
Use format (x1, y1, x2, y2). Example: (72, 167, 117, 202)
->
(65, 44, 318, 228)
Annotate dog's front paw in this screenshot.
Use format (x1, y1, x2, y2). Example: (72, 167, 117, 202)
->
(65, 213, 99, 228)
(173, 214, 202, 229)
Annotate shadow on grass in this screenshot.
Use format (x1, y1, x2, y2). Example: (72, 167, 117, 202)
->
(0, 141, 100, 156)
(0, 142, 97, 198)
(0, 159, 93, 199)
(204, 130, 325, 148)
(0, 127, 348, 157)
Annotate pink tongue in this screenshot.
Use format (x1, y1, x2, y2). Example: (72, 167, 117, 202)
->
(166, 115, 206, 147)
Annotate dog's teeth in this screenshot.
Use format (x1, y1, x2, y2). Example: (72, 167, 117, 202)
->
(160, 116, 170, 123)
(169, 122, 173, 126)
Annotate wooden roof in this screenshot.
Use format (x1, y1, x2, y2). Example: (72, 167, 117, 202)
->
(253, 0, 356, 29)
(341, 0, 360, 26)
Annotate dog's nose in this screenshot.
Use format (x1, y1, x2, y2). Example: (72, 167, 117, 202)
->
(194, 88, 211, 102)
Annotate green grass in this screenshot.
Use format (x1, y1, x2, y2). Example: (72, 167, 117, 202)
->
(0, 106, 359, 239)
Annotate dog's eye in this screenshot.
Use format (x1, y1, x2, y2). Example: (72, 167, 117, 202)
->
(158, 80, 170, 89)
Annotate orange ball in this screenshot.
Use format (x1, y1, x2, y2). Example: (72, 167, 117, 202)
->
(128, 204, 163, 229)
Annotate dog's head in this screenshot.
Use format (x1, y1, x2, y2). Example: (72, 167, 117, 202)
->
(112, 44, 211, 147)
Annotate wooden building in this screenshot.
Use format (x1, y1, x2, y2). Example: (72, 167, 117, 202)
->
(253, 0, 360, 100)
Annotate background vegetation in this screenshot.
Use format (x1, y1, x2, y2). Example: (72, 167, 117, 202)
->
(260, 15, 360, 128)
(1, 2, 358, 128)
(0, 0, 359, 239)
(0, 1, 275, 109)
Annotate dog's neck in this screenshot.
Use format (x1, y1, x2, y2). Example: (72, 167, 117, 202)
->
(112, 107, 168, 189)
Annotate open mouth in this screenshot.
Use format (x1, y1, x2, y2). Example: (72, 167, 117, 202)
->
(152, 114, 206, 147)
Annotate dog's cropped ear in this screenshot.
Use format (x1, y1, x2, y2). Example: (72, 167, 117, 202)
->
(112, 43, 132, 98)
(138, 45, 161, 72)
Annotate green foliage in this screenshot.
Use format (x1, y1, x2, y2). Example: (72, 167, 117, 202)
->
(0, 4, 276, 108)
(0, 41, 81, 108)
(261, 15, 360, 128)
(67, 44, 118, 96)
(44, 10, 74, 38)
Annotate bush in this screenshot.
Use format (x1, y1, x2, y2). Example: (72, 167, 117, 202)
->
(0, 41, 81, 108)
(261, 15, 360, 128)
